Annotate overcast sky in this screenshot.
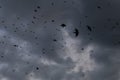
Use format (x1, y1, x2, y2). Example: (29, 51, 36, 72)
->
(0, 0, 120, 80)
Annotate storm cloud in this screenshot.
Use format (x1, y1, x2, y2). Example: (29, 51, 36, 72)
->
(0, 0, 120, 80)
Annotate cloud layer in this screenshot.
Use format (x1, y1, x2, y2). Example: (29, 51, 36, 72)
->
(0, 0, 120, 80)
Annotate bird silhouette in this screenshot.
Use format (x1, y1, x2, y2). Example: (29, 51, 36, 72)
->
(74, 28, 79, 37)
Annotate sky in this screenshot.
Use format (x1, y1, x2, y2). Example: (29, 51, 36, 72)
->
(0, 0, 120, 80)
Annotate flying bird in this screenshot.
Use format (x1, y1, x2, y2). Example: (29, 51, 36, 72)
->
(74, 28, 79, 37)
(60, 24, 66, 28)
(87, 25, 92, 31)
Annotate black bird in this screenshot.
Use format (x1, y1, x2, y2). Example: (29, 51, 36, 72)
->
(87, 25, 92, 32)
(74, 28, 79, 37)
(97, 6, 102, 9)
(60, 24, 66, 28)
(53, 39, 57, 42)
(37, 6, 40, 9)
(13, 45, 18, 47)
(36, 67, 39, 70)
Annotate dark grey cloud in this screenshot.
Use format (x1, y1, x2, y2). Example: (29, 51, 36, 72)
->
(0, 0, 120, 80)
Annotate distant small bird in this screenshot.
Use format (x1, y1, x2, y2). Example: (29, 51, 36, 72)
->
(87, 25, 92, 32)
(13, 45, 18, 47)
(97, 6, 101, 8)
(60, 24, 66, 28)
(53, 39, 57, 42)
(36, 67, 39, 70)
(37, 6, 40, 9)
(74, 28, 79, 37)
